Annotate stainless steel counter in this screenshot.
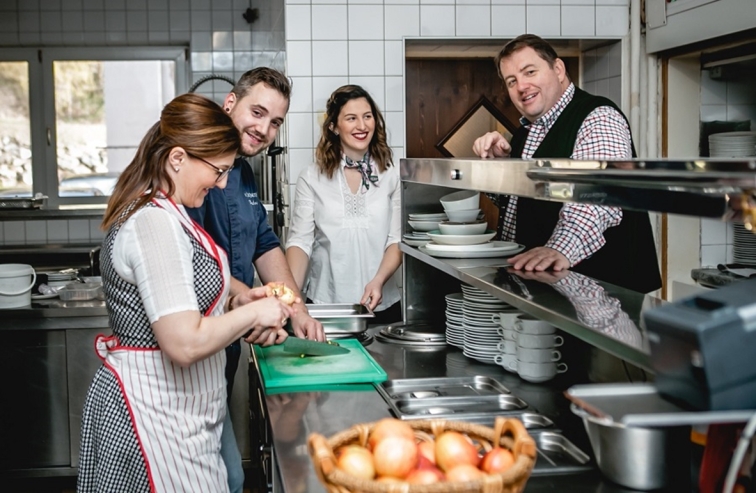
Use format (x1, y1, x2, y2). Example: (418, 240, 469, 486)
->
(261, 328, 635, 493)
(2, 299, 108, 330)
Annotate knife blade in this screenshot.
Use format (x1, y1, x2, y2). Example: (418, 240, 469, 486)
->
(282, 337, 350, 356)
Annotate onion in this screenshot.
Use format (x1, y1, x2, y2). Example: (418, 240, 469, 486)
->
(373, 436, 418, 479)
(417, 440, 436, 465)
(406, 467, 445, 484)
(368, 418, 415, 450)
(376, 476, 402, 483)
(435, 431, 481, 472)
(336, 445, 375, 480)
(445, 463, 485, 482)
(481, 447, 515, 474)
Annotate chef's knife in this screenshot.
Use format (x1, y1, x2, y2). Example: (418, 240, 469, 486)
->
(282, 337, 350, 356)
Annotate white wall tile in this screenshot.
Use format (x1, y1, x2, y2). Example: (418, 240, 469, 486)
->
(420, 5, 454, 36)
(311, 5, 348, 40)
(313, 76, 350, 111)
(595, 5, 628, 36)
(727, 222, 734, 244)
(349, 5, 384, 40)
(727, 105, 756, 127)
(527, 0, 559, 4)
(391, 146, 405, 160)
(562, 0, 595, 4)
(561, 6, 594, 36)
(604, 41, 622, 77)
(286, 5, 311, 41)
(385, 5, 419, 40)
(312, 112, 324, 149)
(700, 104, 727, 121)
(385, 111, 404, 147)
(47, 220, 69, 243)
(348, 76, 386, 109)
(349, 41, 384, 76)
(596, 76, 621, 106)
(456, 5, 490, 36)
(385, 0, 419, 4)
(728, 80, 756, 105)
(385, 75, 403, 111)
(420, 0, 453, 4)
(3, 222, 24, 245)
(25, 220, 47, 244)
(286, 40, 312, 77)
(527, 5, 561, 36)
(288, 148, 315, 184)
(700, 75, 727, 106)
(581, 80, 597, 94)
(701, 244, 726, 268)
(69, 219, 90, 242)
(456, 0, 489, 4)
(90, 219, 105, 242)
(313, 0, 347, 3)
(312, 41, 349, 76)
(290, 76, 313, 113)
(491, 0, 526, 4)
(582, 48, 598, 82)
(701, 218, 727, 245)
(491, 5, 525, 36)
(595, 0, 627, 4)
(384, 40, 404, 76)
(287, 113, 315, 148)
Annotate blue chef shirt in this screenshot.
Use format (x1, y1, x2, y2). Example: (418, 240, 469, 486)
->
(186, 157, 281, 291)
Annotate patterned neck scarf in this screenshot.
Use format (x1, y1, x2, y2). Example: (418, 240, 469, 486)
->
(343, 152, 379, 193)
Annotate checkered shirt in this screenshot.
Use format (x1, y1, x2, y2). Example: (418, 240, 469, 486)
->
(78, 201, 224, 492)
(500, 84, 630, 266)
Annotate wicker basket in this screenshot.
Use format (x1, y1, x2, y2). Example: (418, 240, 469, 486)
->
(308, 417, 537, 493)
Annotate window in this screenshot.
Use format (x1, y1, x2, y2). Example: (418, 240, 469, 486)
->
(0, 48, 187, 207)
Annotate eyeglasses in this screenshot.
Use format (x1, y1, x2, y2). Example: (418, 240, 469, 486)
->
(189, 153, 233, 183)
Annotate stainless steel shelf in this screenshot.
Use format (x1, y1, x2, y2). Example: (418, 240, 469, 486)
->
(401, 243, 658, 372)
(400, 157, 756, 219)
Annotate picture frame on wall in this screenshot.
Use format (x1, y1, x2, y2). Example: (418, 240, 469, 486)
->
(436, 96, 518, 158)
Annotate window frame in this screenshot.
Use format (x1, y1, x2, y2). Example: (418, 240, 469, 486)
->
(1, 46, 188, 208)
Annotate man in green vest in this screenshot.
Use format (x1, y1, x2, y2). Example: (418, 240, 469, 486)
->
(473, 34, 661, 293)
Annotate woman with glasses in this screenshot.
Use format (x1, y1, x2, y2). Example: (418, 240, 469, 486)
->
(78, 93, 295, 492)
(286, 85, 402, 325)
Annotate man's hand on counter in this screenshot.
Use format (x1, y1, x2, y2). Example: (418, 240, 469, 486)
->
(290, 304, 325, 342)
(508, 246, 569, 272)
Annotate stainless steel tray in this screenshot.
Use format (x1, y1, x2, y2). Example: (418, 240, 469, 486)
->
(306, 303, 374, 335)
(388, 395, 529, 419)
(458, 413, 555, 430)
(529, 431, 593, 475)
(567, 383, 756, 427)
(377, 376, 511, 400)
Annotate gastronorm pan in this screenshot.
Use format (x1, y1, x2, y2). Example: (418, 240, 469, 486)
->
(377, 376, 511, 400)
(459, 413, 555, 430)
(299, 303, 375, 336)
(528, 431, 593, 476)
(388, 395, 529, 419)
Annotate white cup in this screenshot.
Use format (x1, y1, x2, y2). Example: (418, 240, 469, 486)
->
(514, 315, 556, 335)
(490, 311, 523, 330)
(516, 347, 561, 363)
(507, 360, 568, 383)
(496, 339, 517, 354)
(513, 333, 564, 349)
(496, 326, 517, 341)
(494, 353, 517, 372)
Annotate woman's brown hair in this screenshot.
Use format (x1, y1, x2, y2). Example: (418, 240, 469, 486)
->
(315, 85, 392, 179)
(101, 93, 240, 230)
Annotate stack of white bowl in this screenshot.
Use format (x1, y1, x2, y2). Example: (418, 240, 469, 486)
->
(494, 314, 568, 383)
(404, 212, 447, 246)
(439, 190, 482, 223)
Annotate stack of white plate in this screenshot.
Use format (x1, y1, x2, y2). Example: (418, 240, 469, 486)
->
(709, 131, 756, 157)
(444, 292, 464, 348)
(403, 232, 430, 247)
(733, 223, 756, 266)
(407, 212, 447, 233)
(460, 285, 513, 364)
(40, 270, 78, 289)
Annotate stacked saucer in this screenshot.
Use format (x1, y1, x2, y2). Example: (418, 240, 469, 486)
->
(733, 223, 756, 266)
(709, 131, 756, 157)
(407, 212, 447, 233)
(460, 285, 513, 364)
(444, 292, 464, 348)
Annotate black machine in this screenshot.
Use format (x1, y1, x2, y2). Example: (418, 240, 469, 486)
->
(644, 277, 756, 411)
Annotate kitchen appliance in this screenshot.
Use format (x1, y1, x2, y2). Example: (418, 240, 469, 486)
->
(252, 339, 386, 391)
(281, 337, 349, 356)
(643, 276, 756, 410)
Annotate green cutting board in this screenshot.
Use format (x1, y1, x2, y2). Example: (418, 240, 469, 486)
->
(254, 339, 387, 391)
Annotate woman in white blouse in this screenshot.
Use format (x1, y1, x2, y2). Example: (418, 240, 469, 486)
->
(286, 85, 402, 325)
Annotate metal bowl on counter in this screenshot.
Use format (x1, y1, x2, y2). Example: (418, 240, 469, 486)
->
(298, 303, 374, 339)
(571, 405, 691, 490)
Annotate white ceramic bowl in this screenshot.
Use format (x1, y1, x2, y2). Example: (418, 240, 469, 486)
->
(407, 220, 441, 232)
(438, 220, 487, 235)
(440, 190, 480, 211)
(444, 208, 481, 223)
